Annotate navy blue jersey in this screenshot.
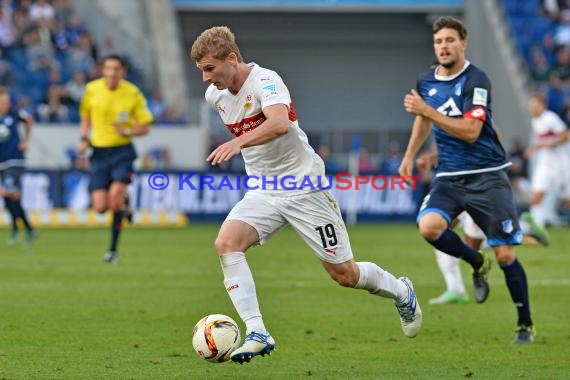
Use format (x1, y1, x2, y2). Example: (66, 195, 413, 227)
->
(417, 62, 510, 176)
(0, 109, 30, 166)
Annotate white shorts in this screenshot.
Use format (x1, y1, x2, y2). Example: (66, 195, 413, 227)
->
(457, 211, 486, 240)
(531, 164, 570, 199)
(225, 190, 354, 264)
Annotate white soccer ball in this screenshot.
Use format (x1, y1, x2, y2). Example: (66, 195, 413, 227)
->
(192, 314, 241, 363)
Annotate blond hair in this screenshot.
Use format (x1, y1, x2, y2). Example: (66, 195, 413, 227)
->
(190, 26, 243, 62)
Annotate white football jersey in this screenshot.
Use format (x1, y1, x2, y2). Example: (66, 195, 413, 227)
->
(205, 63, 326, 194)
(531, 109, 570, 166)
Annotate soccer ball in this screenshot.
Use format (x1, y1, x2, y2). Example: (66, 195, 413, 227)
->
(192, 314, 241, 363)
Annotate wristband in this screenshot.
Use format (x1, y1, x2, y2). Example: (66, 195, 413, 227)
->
(122, 129, 133, 137)
(80, 136, 89, 142)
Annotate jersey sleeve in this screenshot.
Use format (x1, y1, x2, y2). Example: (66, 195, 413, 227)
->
(79, 84, 91, 120)
(17, 108, 33, 123)
(546, 112, 568, 134)
(133, 89, 154, 125)
(462, 70, 491, 121)
(254, 72, 291, 111)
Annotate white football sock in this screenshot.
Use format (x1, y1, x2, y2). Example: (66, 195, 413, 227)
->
(530, 204, 546, 228)
(435, 249, 466, 295)
(220, 252, 267, 334)
(355, 262, 408, 303)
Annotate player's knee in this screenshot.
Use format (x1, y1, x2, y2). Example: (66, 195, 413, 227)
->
(495, 247, 516, 264)
(214, 235, 240, 255)
(417, 212, 447, 240)
(93, 204, 107, 213)
(418, 221, 445, 241)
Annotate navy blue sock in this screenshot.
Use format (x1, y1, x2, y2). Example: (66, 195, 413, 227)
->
(428, 228, 483, 270)
(13, 199, 33, 231)
(4, 198, 18, 232)
(109, 211, 124, 252)
(500, 258, 532, 327)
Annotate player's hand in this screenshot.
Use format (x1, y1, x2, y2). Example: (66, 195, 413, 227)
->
(18, 141, 28, 152)
(399, 157, 414, 185)
(207, 140, 241, 165)
(404, 89, 428, 116)
(77, 140, 89, 154)
(113, 122, 127, 136)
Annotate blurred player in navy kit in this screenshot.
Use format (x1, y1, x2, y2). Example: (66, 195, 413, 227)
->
(0, 87, 36, 246)
(399, 16, 534, 344)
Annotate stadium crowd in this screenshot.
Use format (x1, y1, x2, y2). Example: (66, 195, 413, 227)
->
(0, 0, 185, 124)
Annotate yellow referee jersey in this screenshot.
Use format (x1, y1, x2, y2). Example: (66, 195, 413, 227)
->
(80, 79, 154, 147)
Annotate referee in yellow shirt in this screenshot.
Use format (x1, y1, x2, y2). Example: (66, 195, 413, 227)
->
(78, 55, 154, 263)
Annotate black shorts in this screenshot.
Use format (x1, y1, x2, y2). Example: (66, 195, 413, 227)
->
(417, 170, 522, 247)
(0, 166, 24, 193)
(89, 144, 136, 192)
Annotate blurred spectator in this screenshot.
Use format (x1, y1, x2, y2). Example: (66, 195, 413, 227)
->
(65, 147, 89, 170)
(545, 71, 567, 120)
(53, 0, 74, 26)
(553, 9, 570, 47)
(0, 57, 12, 85)
(542, 0, 568, 22)
(0, 5, 15, 54)
(64, 13, 85, 46)
(530, 47, 553, 84)
(148, 89, 167, 120)
(380, 140, 403, 174)
(508, 138, 529, 179)
(60, 69, 86, 105)
(52, 21, 70, 51)
(358, 147, 375, 173)
(159, 105, 187, 124)
(16, 95, 33, 114)
(553, 45, 570, 81)
(99, 35, 118, 58)
(29, 0, 55, 26)
(317, 145, 340, 173)
(68, 33, 95, 72)
(37, 84, 68, 122)
(141, 146, 172, 169)
(24, 27, 59, 71)
(86, 61, 101, 81)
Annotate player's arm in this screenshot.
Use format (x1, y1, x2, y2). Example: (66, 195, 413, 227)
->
(116, 121, 151, 137)
(17, 110, 34, 151)
(78, 117, 91, 153)
(207, 104, 289, 165)
(537, 128, 569, 148)
(238, 104, 289, 148)
(404, 89, 483, 143)
(116, 89, 154, 138)
(399, 115, 432, 180)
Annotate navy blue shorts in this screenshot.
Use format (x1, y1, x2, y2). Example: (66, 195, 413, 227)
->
(0, 166, 24, 193)
(89, 144, 136, 192)
(417, 170, 522, 246)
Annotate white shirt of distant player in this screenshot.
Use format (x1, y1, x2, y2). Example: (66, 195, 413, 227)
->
(531, 109, 570, 168)
(205, 63, 326, 194)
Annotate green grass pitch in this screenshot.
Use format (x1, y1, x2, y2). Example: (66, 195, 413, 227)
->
(1, 224, 569, 379)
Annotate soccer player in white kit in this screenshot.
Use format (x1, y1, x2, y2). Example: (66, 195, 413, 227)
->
(190, 26, 422, 363)
(526, 92, 570, 231)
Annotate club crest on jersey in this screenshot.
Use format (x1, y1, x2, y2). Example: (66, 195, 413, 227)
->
(244, 94, 253, 110)
(437, 98, 462, 116)
(473, 87, 488, 106)
(454, 83, 462, 96)
(502, 219, 514, 234)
